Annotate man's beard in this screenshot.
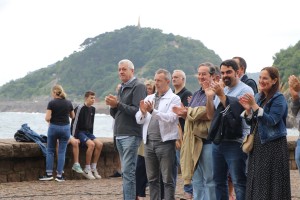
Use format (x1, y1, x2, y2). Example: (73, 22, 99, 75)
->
(223, 77, 232, 86)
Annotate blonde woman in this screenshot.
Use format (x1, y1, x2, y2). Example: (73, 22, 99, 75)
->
(39, 85, 75, 182)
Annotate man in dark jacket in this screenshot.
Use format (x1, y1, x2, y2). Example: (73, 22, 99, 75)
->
(172, 69, 193, 199)
(105, 59, 147, 200)
(233, 56, 258, 94)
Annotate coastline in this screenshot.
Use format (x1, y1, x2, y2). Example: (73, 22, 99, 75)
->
(0, 100, 110, 114)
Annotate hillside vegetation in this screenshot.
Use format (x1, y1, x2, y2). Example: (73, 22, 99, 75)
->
(0, 26, 222, 101)
(273, 40, 300, 85)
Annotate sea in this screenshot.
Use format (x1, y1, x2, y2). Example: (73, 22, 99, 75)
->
(0, 112, 114, 139)
(0, 112, 299, 139)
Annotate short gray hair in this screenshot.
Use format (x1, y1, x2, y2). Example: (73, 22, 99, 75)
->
(155, 69, 171, 81)
(198, 62, 215, 75)
(173, 69, 186, 84)
(118, 59, 134, 69)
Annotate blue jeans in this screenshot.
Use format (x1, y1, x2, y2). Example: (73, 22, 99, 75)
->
(212, 142, 247, 200)
(193, 144, 216, 200)
(116, 136, 141, 200)
(46, 124, 70, 175)
(184, 184, 193, 195)
(145, 140, 176, 200)
(295, 139, 300, 174)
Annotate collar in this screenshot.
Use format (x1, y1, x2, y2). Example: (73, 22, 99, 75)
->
(121, 77, 136, 87)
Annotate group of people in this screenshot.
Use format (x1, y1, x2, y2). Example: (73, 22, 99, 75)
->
(106, 58, 293, 200)
(38, 57, 296, 200)
(39, 87, 103, 182)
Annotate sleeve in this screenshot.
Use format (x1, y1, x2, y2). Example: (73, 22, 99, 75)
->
(47, 101, 52, 110)
(291, 98, 300, 117)
(117, 83, 147, 117)
(71, 106, 80, 136)
(152, 95, 181, 123)
(135, 95, 150, 125)
(258, 94, 287, 126)
(89, 107, 95, 134)
(182, 90, 193, 107)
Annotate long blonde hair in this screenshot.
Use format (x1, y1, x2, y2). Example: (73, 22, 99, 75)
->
(52, 84, 66, 99)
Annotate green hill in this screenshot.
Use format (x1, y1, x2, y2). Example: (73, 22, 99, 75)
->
(0, 26, 222, 101)
(273, 40, 300, 85)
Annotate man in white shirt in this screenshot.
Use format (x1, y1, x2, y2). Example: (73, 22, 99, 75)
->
(136, 69, 181, 200)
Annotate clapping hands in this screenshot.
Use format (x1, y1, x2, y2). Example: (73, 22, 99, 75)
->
(288, 75, 300, 100)
(140, 100, 154, 115)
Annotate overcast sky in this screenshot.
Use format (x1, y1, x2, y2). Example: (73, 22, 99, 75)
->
(0, 0, 299, 86)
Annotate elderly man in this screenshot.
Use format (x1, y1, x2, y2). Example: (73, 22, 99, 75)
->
(136, 69, 181, 200)
(105, 59, 147, 200)
(173, 62, 217, 200)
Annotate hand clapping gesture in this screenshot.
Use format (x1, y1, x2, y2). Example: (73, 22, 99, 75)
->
(239, 93, 258, 115)
(172, 103, 188, 118)
(139, 100, 154, 115)
(288, 75, 300, 100)
(105, 94, 118, 108)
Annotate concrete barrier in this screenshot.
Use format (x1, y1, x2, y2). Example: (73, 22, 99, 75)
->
(0, 136, 298, 183)
(0, 138, 120, 183)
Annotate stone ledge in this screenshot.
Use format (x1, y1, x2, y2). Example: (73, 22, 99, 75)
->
(0, 137, 120, 183)
(0, 138, 116, 158)
(0, 136, 297, 183)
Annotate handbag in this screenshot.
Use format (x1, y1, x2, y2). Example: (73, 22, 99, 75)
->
(241, 121, 258, 153)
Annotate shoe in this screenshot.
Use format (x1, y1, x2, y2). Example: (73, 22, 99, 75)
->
(109, 171, 121, 178)
(55, 176, 65, 182)
(82, 169, 95, 180)
(39, 174, 53, 181)
(72, 163, 83, 173)
(92, 169, 102, 179)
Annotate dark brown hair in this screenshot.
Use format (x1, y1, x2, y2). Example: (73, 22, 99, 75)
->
(259, 66, 280, 103)
(84, 90, 95, 98)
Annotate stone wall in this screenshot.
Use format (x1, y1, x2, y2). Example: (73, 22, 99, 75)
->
(0, 138, 120, 183)
(288, 136, 298, 170)
(0, 137, 298, 183)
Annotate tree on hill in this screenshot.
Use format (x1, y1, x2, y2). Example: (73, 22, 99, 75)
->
(273, 40, 300, 85)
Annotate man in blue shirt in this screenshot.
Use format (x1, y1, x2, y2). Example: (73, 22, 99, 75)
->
(206, 59, 254, 200)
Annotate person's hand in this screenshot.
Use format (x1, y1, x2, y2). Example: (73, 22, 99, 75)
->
(105, 94, 118, 108)
(239, 95, 251, 112)
(139, 100, 148, 115)
(210, 81, 224, 97)
(289, 75, 300, 91)
(204, 86, 215, 100)
(173, 103, 188, 118)
(202, 80, 210, 90)
(144, 100, 154, 113)
(239, 93, 257, 115)
(289, 75, 300, 100)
